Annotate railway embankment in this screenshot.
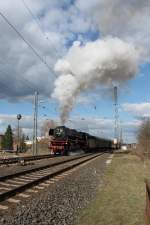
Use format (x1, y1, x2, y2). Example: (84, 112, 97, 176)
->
(78, 151, 149, 225)
(0, 153, 108, 225)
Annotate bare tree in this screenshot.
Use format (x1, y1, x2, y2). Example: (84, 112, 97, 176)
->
(137, 119, 150, 159)
(13, 127, 23, 150)
(41, 120, 56, 137)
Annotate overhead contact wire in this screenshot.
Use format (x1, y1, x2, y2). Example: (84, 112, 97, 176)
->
(21, 0, 61, 58)
(0, 11, 54, 74)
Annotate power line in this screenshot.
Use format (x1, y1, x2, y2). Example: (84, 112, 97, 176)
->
(22, 0, 43, 33)
(0, 67, 38, 92)
(0, 11, 54, 74)
(21, 0, 61, 59)
(0, 66, 35, 92)
(0, 51, 48, 93)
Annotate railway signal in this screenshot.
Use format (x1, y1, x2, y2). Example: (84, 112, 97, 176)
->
(17, 114, 22, 153)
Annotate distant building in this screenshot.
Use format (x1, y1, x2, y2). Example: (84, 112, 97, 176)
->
(127, 143, 137, 149)
(24, 140, 33, 145)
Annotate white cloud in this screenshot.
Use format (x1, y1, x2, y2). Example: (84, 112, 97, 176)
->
(0, 114, 33, 131)
(1, 0, 150, 101)
(66, 116, 140, 143)
(1, 0, 150, 103)
(76, 0, 150, 59)
(53, 37, 139, 123)
(1, 0, 148, 144)
(0, 112, 139, 143)
(0, 114, 45, 136)
(123, 102, 150, 118)
(0, 0, 91, 101)
(0, 113, 62, 138)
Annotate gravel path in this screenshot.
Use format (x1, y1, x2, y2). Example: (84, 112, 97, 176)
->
(0, 153, 109, 225)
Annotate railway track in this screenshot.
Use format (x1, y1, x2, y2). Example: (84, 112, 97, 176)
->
(0, 154, 55, 166)
(0, 153, 103, 206)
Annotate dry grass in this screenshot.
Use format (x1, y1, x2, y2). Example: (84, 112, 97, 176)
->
(78, 153, 150, 225)
(0, 144, 50, 158)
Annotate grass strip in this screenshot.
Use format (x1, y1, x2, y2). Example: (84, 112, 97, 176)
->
(78, 153, 149, 225)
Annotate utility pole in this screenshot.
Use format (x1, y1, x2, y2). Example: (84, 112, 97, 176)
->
(17, 114, 22, 153)
(120, 125, 123, 145)
(114, 86, 119, 147)
(35, 92, 38, 155)
(32, 91, 38, 155)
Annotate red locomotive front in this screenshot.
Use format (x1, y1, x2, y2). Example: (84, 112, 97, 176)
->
(49, 126, 87, 155)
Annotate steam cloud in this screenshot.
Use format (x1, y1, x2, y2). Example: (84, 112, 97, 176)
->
(77, 0, 150, 56)
(52, 37, 139, 124)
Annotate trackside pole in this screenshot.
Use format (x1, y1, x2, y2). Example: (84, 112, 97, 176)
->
(32, 91, 38, 155)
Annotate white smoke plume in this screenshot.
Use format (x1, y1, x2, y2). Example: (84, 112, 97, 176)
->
(76, 0, 150, 59)
(52, 37, 139, 124)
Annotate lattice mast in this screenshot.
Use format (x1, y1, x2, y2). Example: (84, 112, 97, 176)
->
(114, 86, 119, 143)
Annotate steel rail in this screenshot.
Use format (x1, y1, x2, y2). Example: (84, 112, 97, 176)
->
(0, 153, 103, 202)
(0, 154, 93, 181)
(0, 154, 55, 165)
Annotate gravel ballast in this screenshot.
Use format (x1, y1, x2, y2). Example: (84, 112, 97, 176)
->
(0, 153, 109, 225)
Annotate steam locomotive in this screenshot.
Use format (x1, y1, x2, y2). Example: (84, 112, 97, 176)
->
(49, 126, 114, 155)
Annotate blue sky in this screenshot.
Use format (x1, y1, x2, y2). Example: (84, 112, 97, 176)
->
(0, 0, 150, 143)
